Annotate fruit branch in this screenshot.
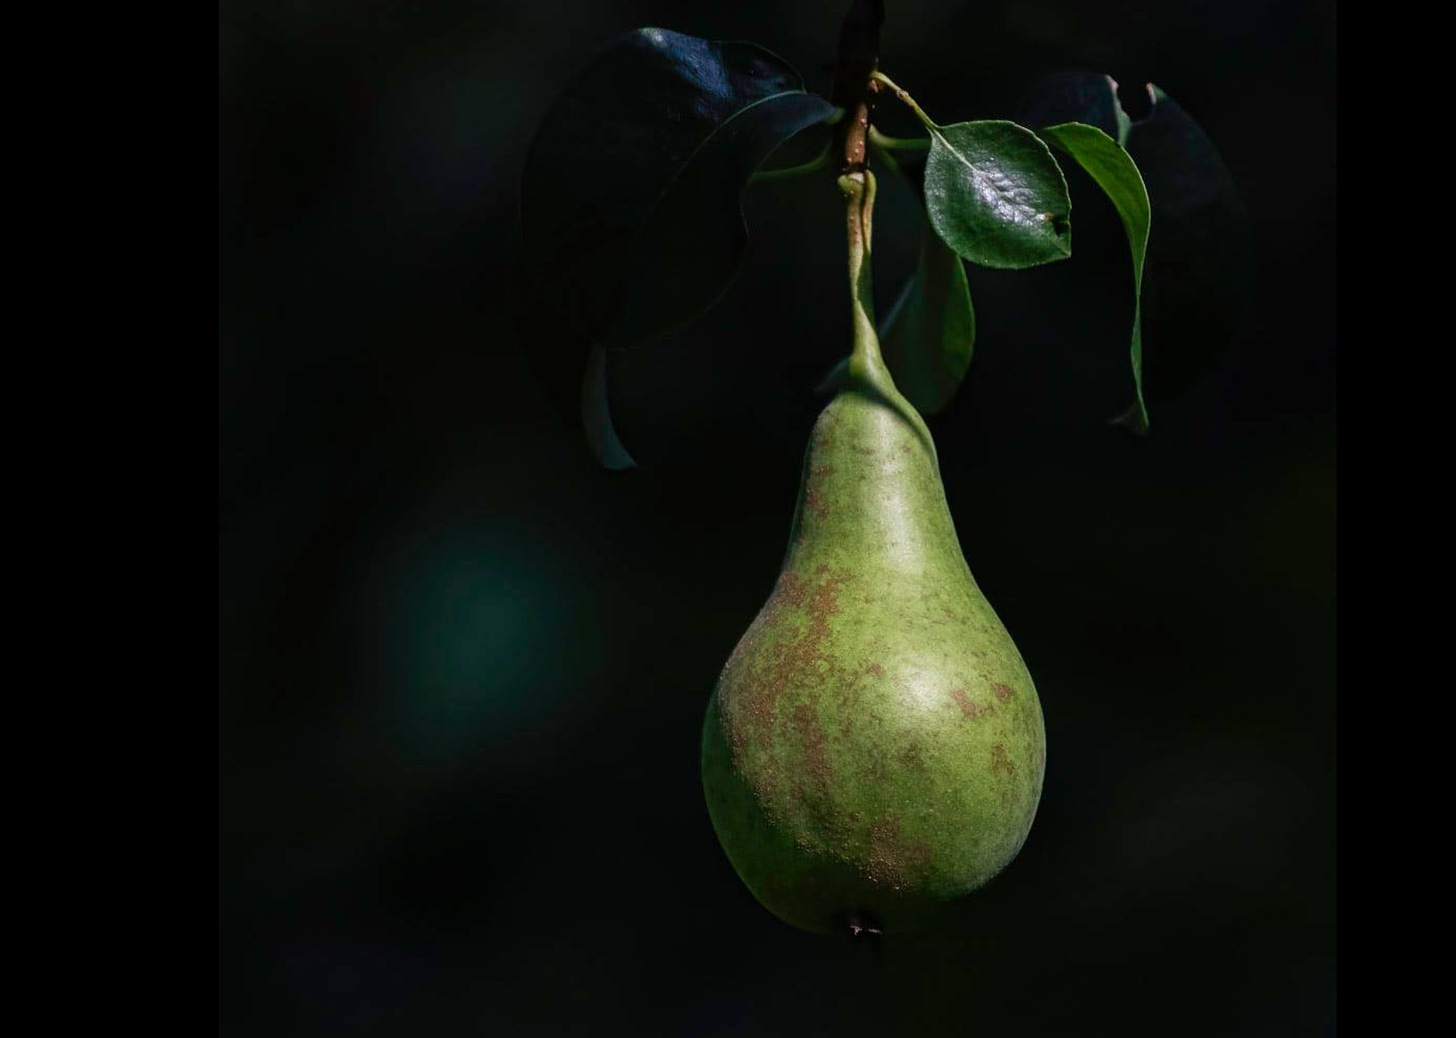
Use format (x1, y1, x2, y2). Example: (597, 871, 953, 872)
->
(831, 0, 885, 174)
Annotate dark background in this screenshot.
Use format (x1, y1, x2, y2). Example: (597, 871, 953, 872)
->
(219, 1, 1335, 1034)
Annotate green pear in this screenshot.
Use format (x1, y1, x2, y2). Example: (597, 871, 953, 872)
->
(700, 172, 1045, 935)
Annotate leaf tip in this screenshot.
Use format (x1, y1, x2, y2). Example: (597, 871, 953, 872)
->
(1105, 75, 1165, 147)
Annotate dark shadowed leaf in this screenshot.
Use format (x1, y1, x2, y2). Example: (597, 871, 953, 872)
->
(1041, 122, 1151, 432)
(1125, 85, 1253, 406)
(1012, 71, 1128, 144)
(879, 217, 976, 416)
(581, 346, 637, 470)
(922, 121, 1072, 269)
(1012, 73, 1252, 417)
(520, 28, 837, 353)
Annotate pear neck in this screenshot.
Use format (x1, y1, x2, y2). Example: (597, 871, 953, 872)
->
(839, 171, 896, 399)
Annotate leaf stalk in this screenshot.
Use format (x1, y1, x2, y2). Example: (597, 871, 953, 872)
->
(870, 71, 937, 130)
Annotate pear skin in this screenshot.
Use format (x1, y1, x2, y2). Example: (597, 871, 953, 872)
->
(700, 173, 1044, 935)
(701, 376, 1045, 934)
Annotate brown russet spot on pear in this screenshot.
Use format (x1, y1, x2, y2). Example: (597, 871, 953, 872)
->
(950, 688, 987, 720)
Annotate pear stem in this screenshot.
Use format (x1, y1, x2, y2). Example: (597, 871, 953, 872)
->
(841, 170, 884, 383)
(837, 168, 934, 462)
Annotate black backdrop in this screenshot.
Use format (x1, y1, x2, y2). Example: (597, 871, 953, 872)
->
(219, 2, 1335, 1034)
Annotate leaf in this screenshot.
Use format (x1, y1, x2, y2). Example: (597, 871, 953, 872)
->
(580, 345, 637, 470)
(520, 28, 838, 353)
(1124, 85, 1254, 404)
(1012, 73, 1253, 417)
(1040, 122, 1152, 433)
(1011, 71, 1127, 144)
(922, 121, 1072, 269)
(1114, 93, 1133, 148)
(878, 218, 976, 416)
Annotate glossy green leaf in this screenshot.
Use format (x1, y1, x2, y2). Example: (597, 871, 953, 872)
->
(520, 28, 837, 353)
(1040, 122, 1152, 433)
(879, 218, 976, 416)
(922, 120, 1072, 269)
(815, 145, 977, 415)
